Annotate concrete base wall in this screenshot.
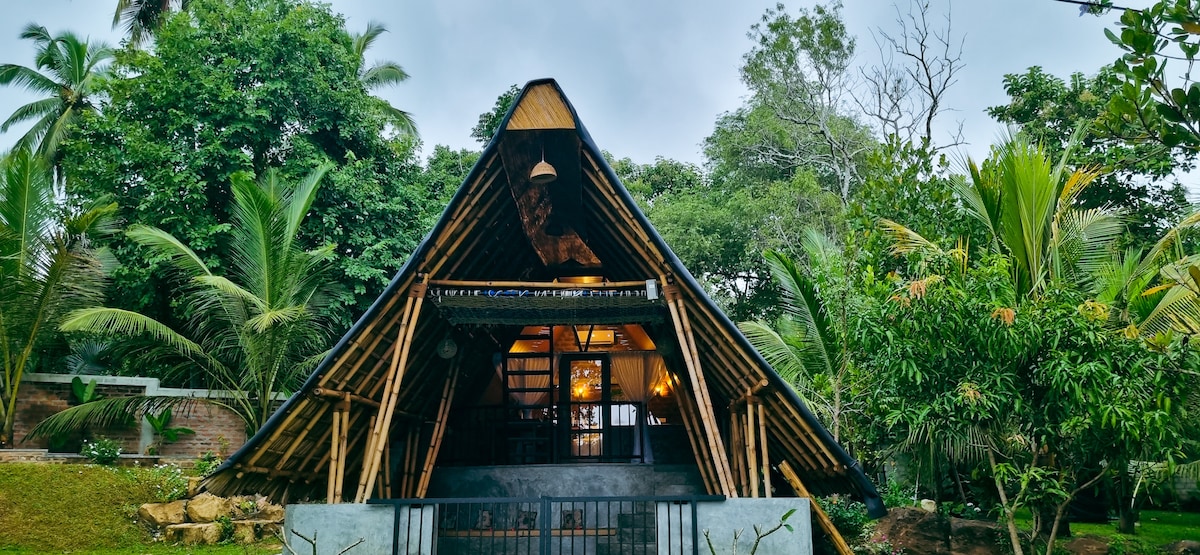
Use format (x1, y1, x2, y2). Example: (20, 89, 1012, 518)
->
(284, 504, 406, 555)
(663, 498, 812, 555)
(427, 463, 705, 498)
(284, 498, 812, 555)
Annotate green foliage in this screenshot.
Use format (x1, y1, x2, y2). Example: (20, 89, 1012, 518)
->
(472, 84, 520, 145)
(1104, 1, 1200, 151)
(216, 514, 235, 543)
(0, 24, 113, 157)
(57, 166, 340, 433)
(820, 495, 872, 541)
(0, 147, 116, 446)
(145, 408, 194, 454)
(139, 464, 188, 502)
(194, 450, 224, 477)
(81, 436, 122, 465)
(112, 0, 190, 46)
(71, 376, 103, 404)
(988, 65, 1190, 248)
(61, 0, 432, 336)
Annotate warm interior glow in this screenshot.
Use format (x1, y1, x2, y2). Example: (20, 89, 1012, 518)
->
(575, 329, 614, 345)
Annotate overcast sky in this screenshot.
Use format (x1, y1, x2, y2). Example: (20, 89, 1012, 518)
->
(0, 1, 1159, 177)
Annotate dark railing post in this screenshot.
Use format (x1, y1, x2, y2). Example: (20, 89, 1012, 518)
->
(690, 498, 700, 555)
(539, 496, 552, 555)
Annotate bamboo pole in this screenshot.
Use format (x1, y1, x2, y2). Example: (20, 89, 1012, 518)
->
(730, 408, 745, 497)
(779, 460, 853, 555)
(334, 400, 349, 502)
(327, 407, 341, 503)
(356, 282, 425, 502)
(669, 367, 716, 494)
(667, 288, 737, 497)
(417, 358, 461, 497)
(353, 292, 415, 500)
(747, 400, 759, 498)
(759, 402, 771, 499)
(382, 434, 392, 499)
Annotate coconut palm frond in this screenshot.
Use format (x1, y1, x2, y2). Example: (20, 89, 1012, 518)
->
(126, 224, 212, 277)
(738, 320, 831, 418)
(245, 305, 308, 333)
(25, 396, 203, 441)
(1138, 284, 1200, 337)
(60, 307, 224, 369)
(878, 219, 946, 257)
(763, 250, 839, 375)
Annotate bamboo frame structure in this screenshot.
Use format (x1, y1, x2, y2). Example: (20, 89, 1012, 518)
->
(759, 401, 771, 498)
(664, 285, 736, 497)
(780, 461, 853, 555)
(416, 358, 461, 497)
(355, 282, 426, 502)
(205, 79, 882, 517)
(747, 399, 760, 498)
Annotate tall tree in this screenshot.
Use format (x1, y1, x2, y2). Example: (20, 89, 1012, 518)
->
(61, 0, 431, 339)
(886, 131, 1123, 299)
(740, 1, 876, 203)
(989, 66, 1190, 248)
(112, 0, 190, 46)
(1103, 1, 1200, 151)
(58, 166, 339, 433)
(471, 84, 520, 145)
(0, 24, 113, 158)
(351, 21, 417, 136)
(0, 147, 116, 447)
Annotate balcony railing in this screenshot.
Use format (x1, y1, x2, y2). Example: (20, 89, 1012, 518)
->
(369, 494, 726, 555)
(441, 403, 649, 466)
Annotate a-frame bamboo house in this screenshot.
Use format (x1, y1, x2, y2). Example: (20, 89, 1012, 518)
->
(206, 79, 883, 553)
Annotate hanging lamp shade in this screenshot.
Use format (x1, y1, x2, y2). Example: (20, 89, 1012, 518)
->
(530, 159, 557, 184)
(531, 145, 557, 184)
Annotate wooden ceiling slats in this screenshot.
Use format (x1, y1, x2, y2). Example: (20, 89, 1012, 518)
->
(505, 83, 577, 131)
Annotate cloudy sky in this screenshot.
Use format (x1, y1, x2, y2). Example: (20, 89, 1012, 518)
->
(0, 1, 1152, 173)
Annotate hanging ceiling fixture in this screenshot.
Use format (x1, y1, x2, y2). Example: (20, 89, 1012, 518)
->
(530, 145, 557, 185)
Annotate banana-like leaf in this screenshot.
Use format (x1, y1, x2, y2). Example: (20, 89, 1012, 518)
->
(878, 219, 946, 256)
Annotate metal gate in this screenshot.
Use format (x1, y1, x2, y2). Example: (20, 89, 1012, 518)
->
(370, 495, 724, 555)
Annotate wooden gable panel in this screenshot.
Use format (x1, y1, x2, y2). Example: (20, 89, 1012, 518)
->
(506, 83, 576, 130)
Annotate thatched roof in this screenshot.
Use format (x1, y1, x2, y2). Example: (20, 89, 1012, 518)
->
(204, 79, 883, 517)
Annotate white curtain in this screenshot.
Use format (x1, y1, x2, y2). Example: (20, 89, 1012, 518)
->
(610, 353, 647, 402)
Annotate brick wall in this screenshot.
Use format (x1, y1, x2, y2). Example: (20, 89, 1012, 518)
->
(12, 374, 250, 459)
(158, 401, 247, 458)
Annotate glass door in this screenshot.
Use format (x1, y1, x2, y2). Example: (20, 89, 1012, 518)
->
(558, 353, 610, 460)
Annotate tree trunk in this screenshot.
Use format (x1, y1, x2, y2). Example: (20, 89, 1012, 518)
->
(1116, 472, 1138, 534)
(988, 448, 1025, 555)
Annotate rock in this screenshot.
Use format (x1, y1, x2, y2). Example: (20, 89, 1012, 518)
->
(185, 492, 231, 523)
(1061, 537, 1109, 554)
(1164, 540, 1200, 555)
(232, 519, 282, 544)
(259, 502, 285, 522)
(186, 476, 202, 497)
(138, 500, 188, 528)
(949, 518, 1003, 555)
(872, 507, 950, 555)
(920, 499, 938, 513)
(166, 522, 222, 545)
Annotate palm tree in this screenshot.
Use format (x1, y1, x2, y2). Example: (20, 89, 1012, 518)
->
(42, 165, 340, 435)
(738, 232, 848, 440)
(351, 21, 417, 136)
(112, 0, 190, 46)
(0, 147, 116, 447)
(0, 24, 113, 159)
(885, 130, 1123, 301)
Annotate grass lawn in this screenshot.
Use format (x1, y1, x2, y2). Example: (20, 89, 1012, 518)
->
(0, 463, 280, 554)
(1009, 508, 1200, 552)
(1068, 510, 1200, 548)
